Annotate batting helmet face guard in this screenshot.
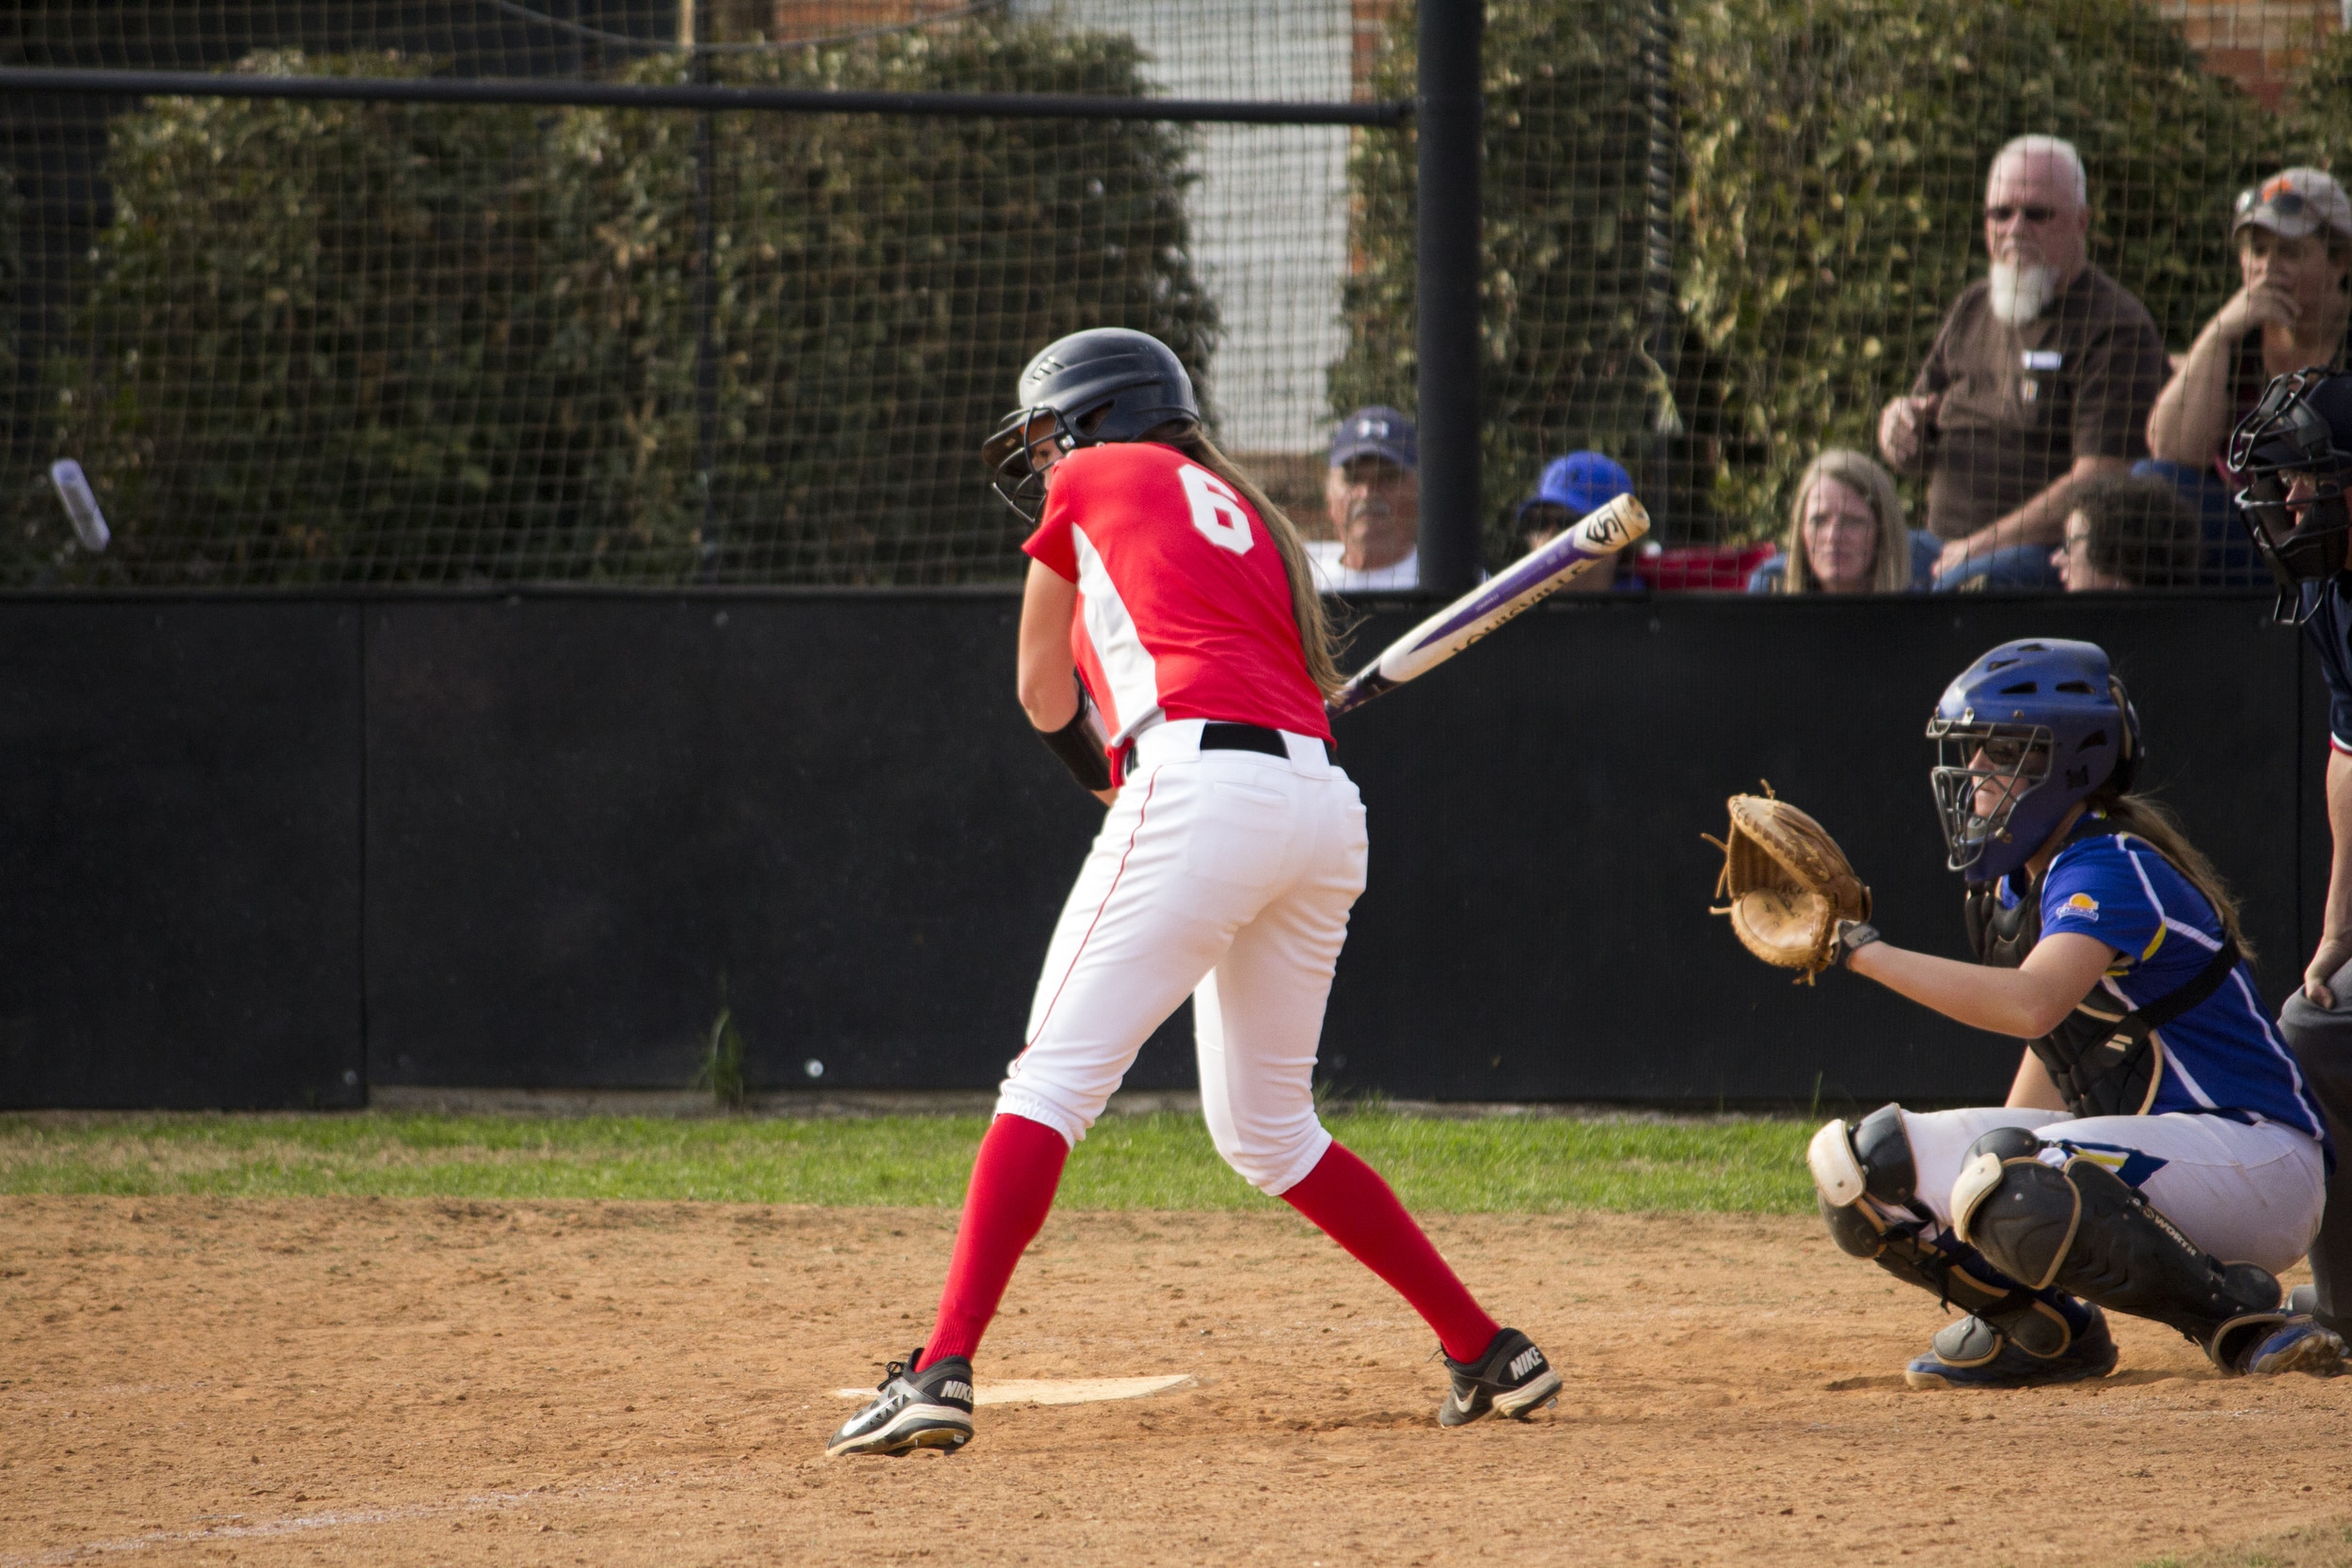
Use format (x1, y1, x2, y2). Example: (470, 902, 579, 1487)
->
(2227, 367, 2352, 621)
(980, 328, 1201, 521)
(1926, 639, 2140, 885)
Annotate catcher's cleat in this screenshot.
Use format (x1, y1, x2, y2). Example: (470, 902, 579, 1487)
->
(1904, 1307, 2117, 1390)
(825, 1347, 976, 1458)
(1438, 1328, 1560, 1428)
(2233, 1315, 2346, 1377)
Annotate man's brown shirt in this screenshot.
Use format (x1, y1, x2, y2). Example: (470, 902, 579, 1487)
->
(1907, 266, 2170, 539)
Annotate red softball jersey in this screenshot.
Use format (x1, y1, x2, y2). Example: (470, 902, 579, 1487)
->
(1022, 441, 1333, 751)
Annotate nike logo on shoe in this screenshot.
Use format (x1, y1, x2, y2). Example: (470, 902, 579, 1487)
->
(1508, 1347, 1545, 1380)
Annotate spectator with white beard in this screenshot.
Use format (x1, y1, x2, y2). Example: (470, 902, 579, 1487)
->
(1878, 136, 2171, 589)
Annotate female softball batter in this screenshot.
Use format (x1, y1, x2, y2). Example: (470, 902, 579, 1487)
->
(828, 328, 1558, 1457)
(1807, 637, 2341, 1387)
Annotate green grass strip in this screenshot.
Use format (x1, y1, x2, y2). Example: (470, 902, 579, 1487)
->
(0, 1110, 1816, 1213)
(2138, 1521, 2352, 1568)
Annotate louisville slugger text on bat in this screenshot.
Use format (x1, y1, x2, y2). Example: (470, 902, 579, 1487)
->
(1327, 493, 1650, 715)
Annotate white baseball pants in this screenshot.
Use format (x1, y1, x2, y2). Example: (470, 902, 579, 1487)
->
(996, 719, 1367, 1196)
(1898, 1105, 2327, 1275)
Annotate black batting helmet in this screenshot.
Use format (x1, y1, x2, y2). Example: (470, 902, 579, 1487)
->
(2227, 367, 2352, 619)
(980, 328, 1200, 521)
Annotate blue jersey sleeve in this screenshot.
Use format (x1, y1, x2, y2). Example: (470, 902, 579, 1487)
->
(2038, 840, 2158, 966)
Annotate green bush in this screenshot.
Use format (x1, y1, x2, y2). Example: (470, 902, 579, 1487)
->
(1330, 0, 1663, 564)
(0, 160, 24, 529)
(0, 162, 18, 390)
(8, 23, 1213, 586)
(1677, 0, 2280, 532)
(8, 51, 547, 585)
(2286, 27, 2352, 172)
(1337, 0, 2280, 552)
(541, 33, 1215, 585)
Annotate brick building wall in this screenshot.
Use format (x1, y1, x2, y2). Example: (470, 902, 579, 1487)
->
(685, 0, 989, 46)
(2157, 0, 2342, 108)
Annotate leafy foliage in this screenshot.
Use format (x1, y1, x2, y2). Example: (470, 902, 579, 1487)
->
(1677, 0, 2280, 532)
(1336, 0, 2282, 550)
(2285, 26, 2352, 174)
(1331, 0, 1666, 563)
(7, 24, 1213, 586)
(541, 35, 1215, 586)
(11, 52, 558, 585)
(0, 159, 23, 517)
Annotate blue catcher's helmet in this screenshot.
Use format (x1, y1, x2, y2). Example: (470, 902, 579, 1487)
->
(1926, 639, 2141, 885)
(979, 328, 1202, 522)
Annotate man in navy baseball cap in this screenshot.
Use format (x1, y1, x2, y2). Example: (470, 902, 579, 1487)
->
(1308, 406, 1422, 592)
(1518, 451, 1635, 591)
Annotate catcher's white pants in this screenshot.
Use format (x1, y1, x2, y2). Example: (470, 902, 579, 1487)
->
(996, 719, 1366, 1196)
(1899, 1105, 2326, 1275)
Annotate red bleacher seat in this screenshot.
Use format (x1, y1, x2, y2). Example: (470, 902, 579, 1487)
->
(1627, 542, 1777, 593)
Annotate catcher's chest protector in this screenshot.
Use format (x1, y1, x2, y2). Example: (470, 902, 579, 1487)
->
(1964, 848, 2238, 1119)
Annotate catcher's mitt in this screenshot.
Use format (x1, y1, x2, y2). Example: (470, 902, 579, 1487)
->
(1706, 786, 1872, 984)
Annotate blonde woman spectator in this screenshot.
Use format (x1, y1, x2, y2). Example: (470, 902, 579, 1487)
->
(1748, 450, 1934, 594)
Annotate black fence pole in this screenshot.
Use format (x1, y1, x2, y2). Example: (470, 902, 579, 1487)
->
(692, 51, 720, 574)
(1640, 0, 1682, 537)
(1415, 0, 1483, 595)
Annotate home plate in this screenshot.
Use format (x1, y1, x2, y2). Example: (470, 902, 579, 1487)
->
(834, 1375, 1194, 1407)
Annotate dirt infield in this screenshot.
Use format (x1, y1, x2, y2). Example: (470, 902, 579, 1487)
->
(4, 1196, 2347, 1566)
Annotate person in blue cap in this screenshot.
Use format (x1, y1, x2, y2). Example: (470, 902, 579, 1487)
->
(1307, 406, 1422, 593)
(1517, 451, 1634, 591)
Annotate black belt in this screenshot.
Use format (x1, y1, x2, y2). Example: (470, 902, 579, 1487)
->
(1199, 721, 1338, 765)
(1120, 721, 1337, 778)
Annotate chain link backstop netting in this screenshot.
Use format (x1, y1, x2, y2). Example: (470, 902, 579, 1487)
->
(3, 2, 2349, 588)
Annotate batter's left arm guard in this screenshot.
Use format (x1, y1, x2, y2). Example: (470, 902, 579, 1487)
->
(1035, 676, 1112, 794)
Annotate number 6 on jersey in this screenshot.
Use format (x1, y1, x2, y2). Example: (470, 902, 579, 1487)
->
(1180, 464, 1254, 554)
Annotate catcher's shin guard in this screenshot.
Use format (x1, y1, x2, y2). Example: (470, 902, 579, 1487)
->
(1808, 1104, 1915, 1207)
(1952, 1128, 2285, 1371)
(1811, 1106, 2063, 1340)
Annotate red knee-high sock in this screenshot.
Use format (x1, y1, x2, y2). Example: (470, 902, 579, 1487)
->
(1281, 1141, 1501, 1364)
(916, 1114, 1070, 1370)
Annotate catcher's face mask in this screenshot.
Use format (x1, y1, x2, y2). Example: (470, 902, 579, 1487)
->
(1927, 720, 2054, 878)
(2229, 367, 2352, 623)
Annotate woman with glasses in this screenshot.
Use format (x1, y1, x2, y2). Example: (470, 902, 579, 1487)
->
(2143, 169, 2352, 580)
(1798, 638, 2338, 1389)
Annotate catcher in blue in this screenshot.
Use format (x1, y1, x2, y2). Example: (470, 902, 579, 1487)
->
(1744, 638, 2341, 1387)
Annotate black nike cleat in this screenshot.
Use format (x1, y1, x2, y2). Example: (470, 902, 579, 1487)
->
(1438, 1327, 1561, 1428)
(825, 1347, 977, 1458)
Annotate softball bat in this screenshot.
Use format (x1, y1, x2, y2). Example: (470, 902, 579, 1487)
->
(1327, 492, 1649, 715)
(48, 459, 111, 552)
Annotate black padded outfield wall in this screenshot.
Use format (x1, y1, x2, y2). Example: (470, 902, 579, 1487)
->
(0, 592, 2317, 1109)
(0, 599, 365, 1108)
